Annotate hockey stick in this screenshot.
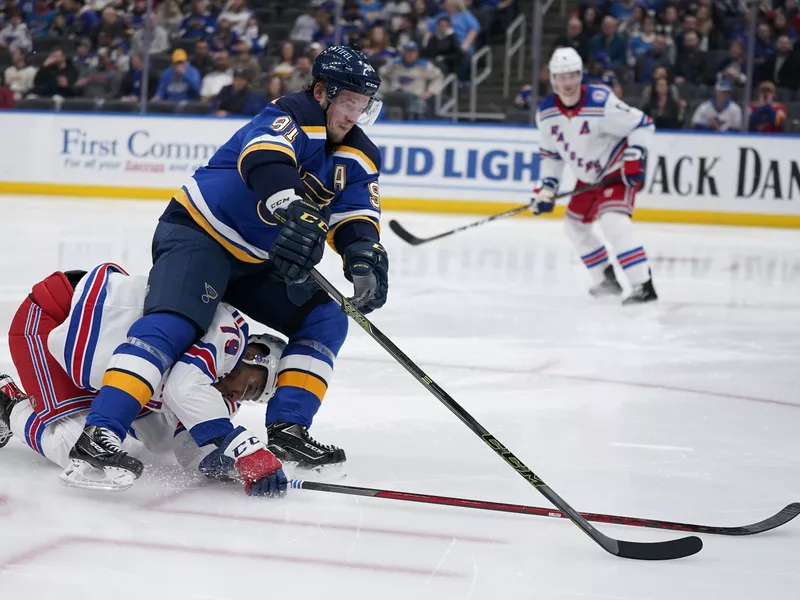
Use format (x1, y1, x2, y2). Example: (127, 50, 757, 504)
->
(388, 180, 610, 246)
(289, 479, 800, 537)
(308, 269, 703, 560)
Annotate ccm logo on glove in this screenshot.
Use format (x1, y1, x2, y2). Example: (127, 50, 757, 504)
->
(232, 435, 262, 459)
(299, 212, 330, 232)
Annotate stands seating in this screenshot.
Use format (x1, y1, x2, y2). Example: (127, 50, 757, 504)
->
(60, 97, 101, 111)
(0, 0, 796, 130)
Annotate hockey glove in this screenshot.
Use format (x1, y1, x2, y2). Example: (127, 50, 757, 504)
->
(197, 446, 237, 481)
(621, 146, 647, 191)
(222, 426, 288, 497)
(530, 178, 558, 215)
(271, 197, 331, 285)
(343, 239, 389, 314)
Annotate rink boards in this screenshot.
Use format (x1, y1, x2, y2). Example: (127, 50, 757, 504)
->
(0, 111, 798, 228)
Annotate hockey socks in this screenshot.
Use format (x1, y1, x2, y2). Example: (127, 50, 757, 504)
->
(265, 301, 346, 428)
(565, 217, 610, 285)
(597, 212, 651, 286)
(86, 312, 197, 440)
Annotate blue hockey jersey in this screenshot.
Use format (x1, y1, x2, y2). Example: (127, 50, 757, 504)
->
(173, 91, 382, 264)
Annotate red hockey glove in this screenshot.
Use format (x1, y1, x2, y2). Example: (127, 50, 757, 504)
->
(621, 146, 647, 191)
(222, 426, 288, 497)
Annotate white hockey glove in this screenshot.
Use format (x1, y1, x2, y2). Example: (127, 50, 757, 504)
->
(530, 178, 558, 215)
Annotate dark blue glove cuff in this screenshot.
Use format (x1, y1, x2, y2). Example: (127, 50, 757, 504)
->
(248, 162, 305, 205)
(333, 220, 380, 254)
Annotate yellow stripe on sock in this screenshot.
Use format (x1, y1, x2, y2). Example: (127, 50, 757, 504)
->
(102, 369, 154, 407)
(277, 370, 328, 403)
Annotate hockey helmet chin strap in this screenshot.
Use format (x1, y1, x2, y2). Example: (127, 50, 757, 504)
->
(239, 333, 286, 403)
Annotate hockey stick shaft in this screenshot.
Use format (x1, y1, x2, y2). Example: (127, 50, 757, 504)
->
(289, 479, 799, 537)
(389, 179, 610, 246)
(308, 269, 701, 559)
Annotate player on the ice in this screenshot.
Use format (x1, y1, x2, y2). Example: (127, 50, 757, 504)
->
(531, 47, 657, 305)
(0, 264, 289, 495)
(59, 45, 389, 490)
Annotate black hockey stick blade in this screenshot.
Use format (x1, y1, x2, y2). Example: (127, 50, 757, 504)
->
(388, 206, 528, 246)
(538, 485, 702, 560)
(612, 535, 703, 560)
(288, 480, 798, 536)
(388, 219, 432, 245)
(308, 268, 703, 561)
(388, 180, 613, 247)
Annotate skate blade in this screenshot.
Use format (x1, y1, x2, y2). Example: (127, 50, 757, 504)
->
(282, 461, 347, 483)
(589, 287, 623, 299)
(59, 458, 136, 492)
(622, 296, 659, 307)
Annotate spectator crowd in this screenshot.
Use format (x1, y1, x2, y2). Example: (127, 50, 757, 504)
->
(0, 0, 517, 119)
(3, 0, 793, 130)
(516, 0, 800, 132)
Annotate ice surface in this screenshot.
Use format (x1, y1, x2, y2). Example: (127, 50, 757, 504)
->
(1, 195, 799, 599)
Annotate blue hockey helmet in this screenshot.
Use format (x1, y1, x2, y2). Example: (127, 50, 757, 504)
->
(312, 45, 382, 126)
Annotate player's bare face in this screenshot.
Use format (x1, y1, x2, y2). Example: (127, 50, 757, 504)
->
(326, 90, 370, 143)
(214, 365, 268, 403)
(554, 72, 582, 105)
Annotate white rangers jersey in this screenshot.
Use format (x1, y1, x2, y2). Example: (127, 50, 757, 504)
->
(536, 85, 655, 186)
(46, 263, 249, 434)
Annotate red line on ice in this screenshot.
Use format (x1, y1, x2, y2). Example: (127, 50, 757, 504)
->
(353, 356, 798, 410)
(0, 537, 72, 571)
(0, 536, 465, 579)
(542, 371, 800, 410)
(139, 481, 503, 544)
(154, 506, 505, 545)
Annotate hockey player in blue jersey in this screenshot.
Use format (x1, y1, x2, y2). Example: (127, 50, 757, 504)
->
(62, 45, 389, 491)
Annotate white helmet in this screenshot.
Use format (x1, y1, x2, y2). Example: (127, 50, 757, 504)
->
(241, 333, 286, 403)
(549, 47, 583, 89)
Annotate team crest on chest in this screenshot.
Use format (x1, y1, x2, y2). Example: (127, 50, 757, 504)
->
(299, 166, 335, 204)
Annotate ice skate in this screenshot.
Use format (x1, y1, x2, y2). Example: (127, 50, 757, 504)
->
(622, 273, 658, 306)
(60, 425, 144, 491)
(589, 265, 623, 298)
(267, 422, 346, 474)
(0, 375, 26, 449)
